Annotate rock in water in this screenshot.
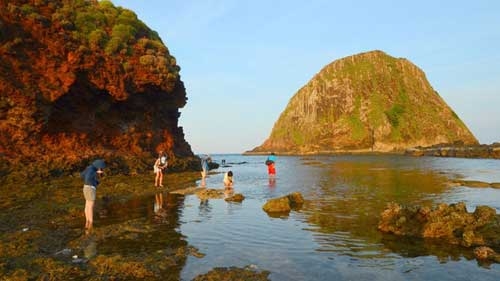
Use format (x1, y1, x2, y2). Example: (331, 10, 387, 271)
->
(262, 192, 304, 214)
(378, 202, 500, 248)
(250, 50, 477, 154)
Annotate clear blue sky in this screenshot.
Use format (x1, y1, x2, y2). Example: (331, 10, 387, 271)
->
(111, 0, 500, 154)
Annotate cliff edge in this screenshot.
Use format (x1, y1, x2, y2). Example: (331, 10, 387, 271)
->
(0, 0, 195, 179)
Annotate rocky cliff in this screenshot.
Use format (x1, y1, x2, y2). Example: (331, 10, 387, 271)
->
(251, 50, 478, 154)
(0, 0, 195, 179)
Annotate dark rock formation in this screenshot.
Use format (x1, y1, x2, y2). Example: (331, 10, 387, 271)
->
(262, 192, 304, 214)
(0, 0, 196, 180)
(405, 142, 500, 159)
(250, 50, 478, 154)
(378, 202, 500, 250)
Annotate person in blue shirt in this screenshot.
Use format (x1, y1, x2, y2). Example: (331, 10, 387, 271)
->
(81, 159, 105, 232)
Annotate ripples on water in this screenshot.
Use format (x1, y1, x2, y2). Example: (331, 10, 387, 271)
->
(177, 155, 500, 281)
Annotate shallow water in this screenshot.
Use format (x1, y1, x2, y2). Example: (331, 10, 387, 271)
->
(52, 155, 500, 280)
(176, 155, 500, 281)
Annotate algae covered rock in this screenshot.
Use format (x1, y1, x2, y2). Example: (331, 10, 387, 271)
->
(225, 193, 245, 202)
(0, 0, 195, 179)
(193, 266, 270, 281)
(262, 192, 304, 214)
(378, 202, 500, 249)
(196, 189, 225, 200)
(474, 246, 500, 263)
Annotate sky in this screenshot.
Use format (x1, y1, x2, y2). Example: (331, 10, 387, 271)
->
(111, 0, 500, 154)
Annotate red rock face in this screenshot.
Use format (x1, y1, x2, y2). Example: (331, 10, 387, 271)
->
(0, 1, 194, 177)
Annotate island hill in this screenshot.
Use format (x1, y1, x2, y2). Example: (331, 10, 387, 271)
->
(0, 0, 198, 180)
(249, 50, 479, 155)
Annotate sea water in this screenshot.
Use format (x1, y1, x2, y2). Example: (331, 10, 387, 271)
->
(178, 154, 500, 281)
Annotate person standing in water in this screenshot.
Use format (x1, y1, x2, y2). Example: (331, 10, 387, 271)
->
(266, 152, 276, 177)
(200, 154, 211, 187)
(154, 151, 168, 187)
(81, 159, 105, 232)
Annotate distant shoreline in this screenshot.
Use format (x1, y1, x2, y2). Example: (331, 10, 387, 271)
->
(244, 143, 500, 159)
(405, 143, 500, 159)
(243, 150, 405, 156)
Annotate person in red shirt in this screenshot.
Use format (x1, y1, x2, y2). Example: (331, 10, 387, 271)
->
(266, 153, 276, 177)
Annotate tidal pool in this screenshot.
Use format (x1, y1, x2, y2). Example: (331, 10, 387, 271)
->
(2, 155, 500, 280)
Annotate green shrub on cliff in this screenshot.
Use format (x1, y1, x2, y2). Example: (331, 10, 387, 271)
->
(88, 29, 107, 49)
(105, 23, 136, 54)
(50, 0, 162, 55)
(385, 104, 405, 128)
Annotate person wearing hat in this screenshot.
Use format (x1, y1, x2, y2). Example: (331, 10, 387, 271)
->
(80, 159, 105, 232)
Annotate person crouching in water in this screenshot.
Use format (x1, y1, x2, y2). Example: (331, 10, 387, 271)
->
(154, 151, 168, 187)
(224, 171, 234, 188)
(81, 159, 105, 232)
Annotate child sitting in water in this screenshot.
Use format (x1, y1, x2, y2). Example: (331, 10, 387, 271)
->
(223, 171, 233, 188)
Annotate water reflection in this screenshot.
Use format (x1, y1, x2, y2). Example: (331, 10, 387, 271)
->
(91, 191, 188, 280)
(268, 176, 276, 188)
(83, 237, 97, 259)
(179, 155, 500, 281)
(199, 199, 212, 218)
(302, 159, 450, 245)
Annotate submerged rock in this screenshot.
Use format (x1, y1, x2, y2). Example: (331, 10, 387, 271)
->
(225, 193, 245, 202)
(262, 192, 304, 214)
(193, 266, 270, 281)
(378, 202, 500, 250)
(170, 187, 205, 195)
(196, 189, 225, 200)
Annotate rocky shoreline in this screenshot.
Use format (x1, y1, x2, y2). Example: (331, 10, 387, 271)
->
(0, 172, 268, 280)
(378, 202, 500, 263)
(3, 167, 500, 279)
(405, 143, 500, 159)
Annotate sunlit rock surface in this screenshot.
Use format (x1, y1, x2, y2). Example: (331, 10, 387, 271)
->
(378, 202, 500, 250)
(0, 0, 195, 180)
(262, 192, 304, 214)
